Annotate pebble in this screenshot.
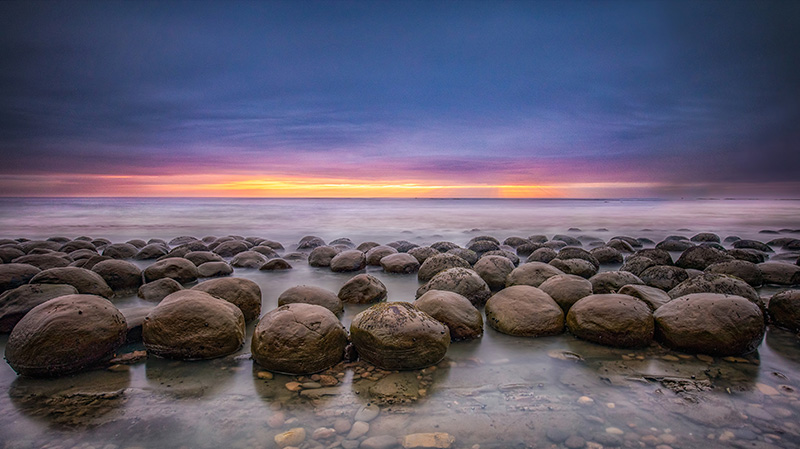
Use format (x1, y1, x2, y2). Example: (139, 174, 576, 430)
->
(605, 402, 615, 409)
(640, 435, 660, 446)
(301, 382, 322, 389)
(660, 355, 680, 361)
(697, 354, 714, 363)
(756, 383, 780, 396)
(354, 403, 381, 422)
(564, 435, 585, 449)
(577, 396, 594, 405)
(719, 431, 735, 441)
(585, 442, 603, 449)
(545, 427, 570, 443)
(342, 440, 360, 449)
(257, 371, 273, 380)
(267, 412, 286, 428)
(655, 446, 674, 449)
(274, 428, 306, 448)
(605, 427, 624, 435)
(401, 433, 455, 448)
(312, 428, 336, 440)
(346, 421, 369, 440)
(659, 434, 676, 444)
(333, 418, 352, 434)
(319, 374, 338, 386)
(360, 435, 400, 449)
(285, 381, 303, 392)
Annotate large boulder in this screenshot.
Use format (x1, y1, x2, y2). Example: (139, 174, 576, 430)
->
(350, 302, 449, 370)
(676, 246, 734, 271)
(329, 250, 366, 272)
(727, 248, 768, 264)
(768, 290, 800, 332)
(447, 248, 478, 264)
(415, 290, 483, 341)
(555, 247, 599, 269)
(0, 263, 41, 294)
(549, 258, 597, 279)
(639, 265, 689, 291)
(134, 243, 169, 260)
(631, 248, 673, 266)
(0, 284, 78, 333)
(297, 235, 326, 250)
(142, 290, 245, 360)
(230, 251, 267, 268)
(485, 285, 564, 337)
(654, 293, 765, 355)
(617, 284, 672, 311)
(366, 245, 399, 266)
(91, 259, 142, 294)
(5, 294, 127, 377)
(589, 271, 644, 294)
(252, 303, 347, 375)
(416, 267, 491, 308)
(12, 254, 71, 271)
(733, 239, 773, 253)
(142, 257, 199, 284)
(338, 274, 387, 304)
(505, 262, 564, 288)
(591, 246, 624, 264)
(259, 259, 292, 271)
(184, 251, 224, 266)
(30, 267, 113, 298)
(417, 253, 471, 282)
(668, 273, 760, 304)
(705, 260, 763, 287)
(407, 246, 440, 264)
(192, 277, 262, 322)
(197, 261, 234, 277)
(212, 240, 250, 257)
(278, 285, 343, 315)
(308, 246, 341, 267)
(566, 294, 654, 348)
(102, 243, 139, 259)
(138, 278, 182, 302)
(758, 262, 800, 286)
(0, 247, 25, 263)
(691, 233, 721, 243)
(526, 247, 557, 263)
(538, 274, 593, 312)
(473, 255, 515, 291)
(380, 253, 420, 274)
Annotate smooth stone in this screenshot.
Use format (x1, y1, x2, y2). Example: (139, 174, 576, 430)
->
(640, 265, 689, 291)
(380, 253, 421, 274)
(505, 262, 564, 288)
(338, 274, 388, 304)
(11, 254, 71, 270)
(768, 289, 800, 332)
(138, 278, 182, 302)
(212, 240, 250, 257)
(473, 255, 516, 291)
(308, 246, 341, 267)
(134, 243, 168, 260)
(676, 246, 734, 270)
(485, 285, 564, 337)
(192, 277, 262, 322)
(354, 403, 381, 422)
(668, 273, 760, 304)
(566, 294, 654, 348)
(416, 267, 492, 308)
(417, 253, 471, 283)
(278, 285, 343, 315)
(184, 251, 224, 266)
(415, 289, 483, 341)
(91, 259, 142, 294)
(0, 283, 78, 333)
(616, 284, 672, 311)
(29, 266, 113, 298)
(197, 261, 234, 277)
(758, 262, 800, 285)
(591, 246, 624, 264)
(275, 428, 306, 448)
(230, 250, 267, 268)
(347, 421, 370, 440)
(260, 258, 292, 271)
(589, 271, 644, 294)
(538, 274, 593, 312)
(407, 246, 440, 264)
(366, 245, 399, 266)
(142, 257, 199, 284)
(102, 243, 139, 259)
(361, 435, 399, 449)
(0, 263, 42, 294)
(401, 433, 455, 449)
(705, 260, 763, 287)
(526, 247, 557, 263)
(330, 250, 366, 272)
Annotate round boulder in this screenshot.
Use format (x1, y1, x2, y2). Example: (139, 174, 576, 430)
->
(415, 290, 483, 341)
(654, 293, 765, 356)
(485, 285, 564, 337)
(758, 262, 800, 286)
(91, 259, 142, 294)
(380, 253, 420, 274)
(589, 271, 644, 294)
(330, 250, 366, 272)
(407, 246, 440, 264)
(197, 261, 234, 277)
(0, 284, 78, 333)
(416, 267, 492, 308)
(526, 247, 557, 263)
(768, 290, 800, 332)
(259, 259, 292, 271)
(366, 245, 398, 266)
(278, 285, 343, 315)
(675, 246, 734, 271)
(473, 255, 515, 291)
(230, 251, 267, 268)
(184, 251, 224, 266)
(639, 265, 689, 291)
(338, 274, 387, 304)
(142, 290, 245, 360)
(668, 273, 760, 303)
(538, 274, 593, 312)
(252, 303, 347, 375)
(5, 294, 127, 377)
(350, 302, 449, 370)
(566, 294, 654, 348)
(102, 243, 139, 259)
(142, 257, 199, 284)
(591, 246, 624, 264)
(506, 262, 564, 288)
(617, 284, 672, 311)
(417, 253, 471, 282)
(138, 278, 182, 302)
(12, 254, 71, 271)
(193, 277, 262, 322)
(705, 260, 763, 287)
(309, 246, 341, 267)
(549, 258, 597, 279)
(30, 267, 113, 298)
(134, 243, 168, 260)
(0, 263, 41, 294)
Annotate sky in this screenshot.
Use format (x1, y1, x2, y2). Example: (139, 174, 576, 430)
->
(1, 0, 799, 198)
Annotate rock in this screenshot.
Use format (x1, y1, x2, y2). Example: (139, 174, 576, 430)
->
(361, 435, 399, 449)
(12, 254, 71, 270)
(617, 284, 672, 311)
(278, 285, 343, 315)
(192, 277, 262, 322)
(482, 249, 519, 265)
(705, 260, 763, 287)
(351, 302, 449, 370)
(102, 243, 139, 259)
(656, 239, 695, 252)
(430, 241, 460, 252)
(366, 245, 399, 266)
(91, 259, 142, 294)
(230, 250, 267, 268)
(184, 251, 224, 266)
(312, 427, 337, 440)
(566, 294, 654, 348)
(553, 234, 581, 246)
(252, 303, 347, 374)
(0, 284, 78, 333)
(549, 258, 598, 278)
(556, 247, 599, 269)
(0, 263, 42, 294)
(727, 248, 767, 264)
(347, 421, 370, 439)
(758, 262, 800, 285)
(401, 433, 455, 448)
(632, 248, 673, 266)
(142, 290, 245, 360)
(416, 267, 491, 307)
(380, 253, 421, 274)
(330, 250, 366, 272)
(260, 258, 292, 271)
(119, 305, 153, 343)
(134, 243, 168, 260)
(538, 274, 593, 312)
(416, 289, 483, 340)
(369, 372, 421, 403)
(691, 232, 721, 243)
(212, 240, 250, 257)
(591, 246, 624, 264)
(668, 273, 760, 304)
(564, 435, 586, 449)
(504, 236, 530, 248)
(275, 428, 306, 448)
(138, 278, 182, 302)
(607, 239, 635, 252)
(768, 290, 800, 332)
(197, 261, 234, 277)
(126, 239, 147, 249)
(142, 257, 199, 284)
(654, 293, 765, 355)
(338, 274, 387, 304)
(506, 262, 564, 288)
(5, 294, 126, 377)
(388, 240, 420, 253)
(407, 246, 440, 264)
(70, 254, 111, 270)
(640, 265, 689, 291)
(309, 246, 341, 267)
(676, 246, 734, 270)
(0, 246, 25, 263)
(485, 285, 564, 337)
(467, 239, 500, 255)
(355, 403, 381, 422)
(589, 271, 644, 294)
(733, 239, 773, 253)
(515, 242, 542, 257)
(417, 253, 471, 282)
(30, 267, 113, 298)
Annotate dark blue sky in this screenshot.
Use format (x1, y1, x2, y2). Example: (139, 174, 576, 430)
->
(1, 0, 798, 197)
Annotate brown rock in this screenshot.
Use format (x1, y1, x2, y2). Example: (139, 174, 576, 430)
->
(380, 253, 421, 274)
(485, 285, 564, 337)
(278, 285, 343, 315)
(0, 284, 78, 333)
(30, 267, 113, 298)
(473, 255, 515, 291)
(0, 263, 42, 294)
(91, 259, 142, 294)
(416, 267, 492, 307)
(416, 289, 483, 340)
(138, 278, 182, 302)
(142, 257, 199, 284)
(192, 277, 262, 322)
(417, 253, 471, 282)
(566, 294, 654, 348)
(538, 274, 593, 312)
(338, 274, 387, 304)
(330, 250, 366, 272)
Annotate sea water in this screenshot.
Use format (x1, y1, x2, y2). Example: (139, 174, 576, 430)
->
(0, 198, 799, 449)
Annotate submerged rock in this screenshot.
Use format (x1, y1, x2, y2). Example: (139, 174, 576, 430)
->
(566, 294, 654, 348)
(197, 261, 234, 277)
(758, 262, 800, 286)
(329, 250, 366, 272)
(416, 289, 483, 341)
(473, 255, 515, 291)
(676, 246, 734, 270)
(485, 285, 564, 337)
(589, 271, 644, 294)
(259, 258, 292, 271)
(366, 245, 399, 266)
(639, 265, 689, 291)
(309, 246, 341, 267)
(279, 285, 342, 315)
(506, 262, 564, 288)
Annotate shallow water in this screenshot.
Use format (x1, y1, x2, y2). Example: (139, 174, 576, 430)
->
(1, 198, 799, 449)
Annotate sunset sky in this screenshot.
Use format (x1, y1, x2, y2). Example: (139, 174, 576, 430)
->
(1, 1, 798, 198)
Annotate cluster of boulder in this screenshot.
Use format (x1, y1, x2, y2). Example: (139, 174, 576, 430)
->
(1, 231, 799, 378)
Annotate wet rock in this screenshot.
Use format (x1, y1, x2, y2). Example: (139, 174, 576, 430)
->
(758, 262, 800, 285)
(446, 247, 478, 264)
(485, 285, 564, 337)
(126, 239, 147, 249)
(0, 284, 78, 333)
(705, 260, 763, 287)
(401, 433, 455, 448)
(387, 240, 419, 253)
(275, 427, 306, 448)
(591, 246, 624, 264)
(482, 249, 519, 265)
(212, 240, 250, 257)
(503, 236, 530, 248)
(617, 284, 672, 311)
(381, 253, 421, 274)
(654, 293, 765, 356)
(192, 277, 262, 322)
(278, 285, 343, 315)
(416, 267, 492, 307)
(347, 420, 370, 439)
(656, 239, 694, 252)
(607, 238, 636, 252)
(338, 274, 387, 304)
(768, 289, 800, 332)
(120, 305, 153, 343)
(467, 239, 500, 255)
(252, 303, 347, 374)
(309, 246, 341, 267)
(676, 246, 734, 270)
(361, 435, 399, 449)
(515, 242, 542, 257)
(355, 403, 381, 422)
(12, 254, 71, 270)
(138, 278, 182, 303)
(142, 257, 199, 284)
(538, 274, 593, 312)
(91, 259, 142, 294)
(589, 271, 644, 294)
(369, 372, 421, 404)
(473, 255, 515, 291)
(0, 263, 41, 294)
(553, 234, 581, 246)
(416, 289, 483, 341)
(351, 302, 449, 370)
(102, 243, 139, 259)
(733, 239, 773, 253)
(184, 251, 224, 266)
(668, 273, 760, 304)
(367, 245, 399, 266)
(640, 265, 689, 291)
(727, 248, 767, 264)
(430, 241, 460, 252)
(228, 250, 266, 268)
(251, 245, 279, 259)
(5, 294, 127, 377)
(566, 294, 654, 348)
(330, 250, 366, 272)
(417, 253, 471, 282)
(632, 248, 673, 266)
(30, 267, 113, 298)
(526, 247, 557, 264)
(556, 247, 599, 269)
(506, 262, 564, 288)
(142, 290, 245, 360)
(407, 246, 440, 264)
(260, 258, 292, 271)
(549, 258, 598, 278)
(0, 246, 25, 263)
(134, 243, 168, 260)
(691, 232, 721, 243)
(197, 261, 234, 277)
